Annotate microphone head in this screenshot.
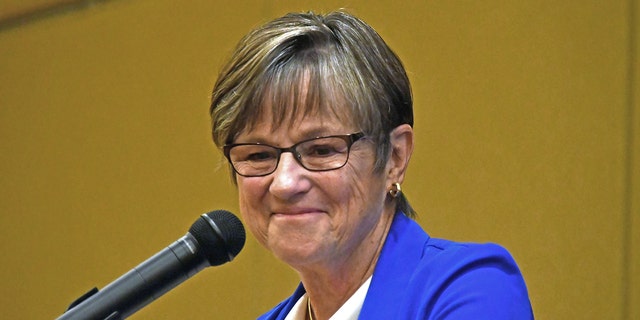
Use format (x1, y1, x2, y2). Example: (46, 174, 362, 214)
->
(188, 210, 246, 266)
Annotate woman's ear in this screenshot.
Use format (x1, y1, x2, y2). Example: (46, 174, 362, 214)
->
(386, 124, 414, 184)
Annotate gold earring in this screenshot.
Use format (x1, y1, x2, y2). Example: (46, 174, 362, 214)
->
(389, 182, 401, 198)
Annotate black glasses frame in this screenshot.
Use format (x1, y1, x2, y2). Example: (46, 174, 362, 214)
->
(223, 132, 366, 177)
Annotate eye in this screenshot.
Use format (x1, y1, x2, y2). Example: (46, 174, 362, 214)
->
(310, 145, 336, 156)
(231, 145, 277, 162)
(246, 151, 276, 162)
(301, 139, 346, 158)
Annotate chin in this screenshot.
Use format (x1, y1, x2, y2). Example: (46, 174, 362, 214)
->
(270, 241, 324, 266)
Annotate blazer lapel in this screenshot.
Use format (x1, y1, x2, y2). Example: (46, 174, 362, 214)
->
(358, 213, 430, 319)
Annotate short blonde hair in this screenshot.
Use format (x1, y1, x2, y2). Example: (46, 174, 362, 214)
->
(210, 11, 415, 216)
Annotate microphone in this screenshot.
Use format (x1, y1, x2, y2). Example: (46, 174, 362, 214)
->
(57, 210, 246, 320)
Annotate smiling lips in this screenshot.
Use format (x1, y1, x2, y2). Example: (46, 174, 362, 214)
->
(271, 208, 325, 220)
(273, 209, 322, 215)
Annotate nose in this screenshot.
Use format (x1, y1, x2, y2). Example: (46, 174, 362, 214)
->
(268, 152, 310, 200)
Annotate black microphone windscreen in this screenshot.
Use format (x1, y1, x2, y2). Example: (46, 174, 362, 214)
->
(189, 210, 245, 266)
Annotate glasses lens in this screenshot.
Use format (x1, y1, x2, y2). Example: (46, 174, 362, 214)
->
(228, 145, 278, 176)
(226, 134, 359, 177)
(297, 136, 350, 171)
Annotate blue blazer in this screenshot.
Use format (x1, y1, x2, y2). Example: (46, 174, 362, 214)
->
(258, 213, 533, 319)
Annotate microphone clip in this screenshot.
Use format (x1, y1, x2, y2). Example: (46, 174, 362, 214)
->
(65, 287, 123, 320)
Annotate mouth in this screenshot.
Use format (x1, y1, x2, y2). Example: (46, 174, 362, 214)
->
(271, 208, 325, 218)
(272, 208, 322, 216)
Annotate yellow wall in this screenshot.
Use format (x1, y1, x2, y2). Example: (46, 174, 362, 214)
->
(1, 1, 637, 319)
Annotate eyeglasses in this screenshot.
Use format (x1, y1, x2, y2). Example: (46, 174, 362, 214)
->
(223, 132, 366, 177)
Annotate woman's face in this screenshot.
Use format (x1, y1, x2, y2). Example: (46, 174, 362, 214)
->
(234, 112, 395, 270)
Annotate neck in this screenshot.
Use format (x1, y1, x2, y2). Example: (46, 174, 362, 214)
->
(299, 210, 394, 320)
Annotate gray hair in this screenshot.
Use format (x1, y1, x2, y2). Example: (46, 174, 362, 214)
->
(210, 11, 415, 217)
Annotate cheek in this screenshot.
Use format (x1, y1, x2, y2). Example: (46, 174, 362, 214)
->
(344, 156, 387, 204)
(237, 177, 267, 209)
(336, 165, 387, 220)
(237, 179, 269, 244)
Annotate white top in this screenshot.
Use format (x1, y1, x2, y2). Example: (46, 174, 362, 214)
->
(284, 276, 372, 320)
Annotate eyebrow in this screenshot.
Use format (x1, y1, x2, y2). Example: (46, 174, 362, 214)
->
(233, 127, 343, 146)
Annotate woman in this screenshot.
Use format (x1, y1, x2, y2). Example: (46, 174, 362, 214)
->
(209, 11, 533, 320)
